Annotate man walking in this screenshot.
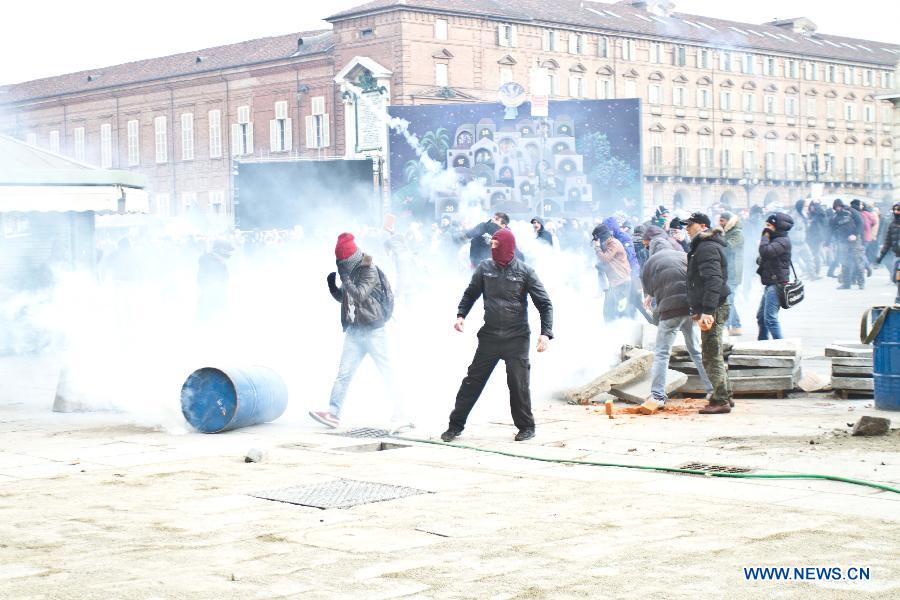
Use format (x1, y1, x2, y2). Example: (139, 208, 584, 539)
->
(641, 234, 713, 409)
(310, 233, 405, 430)
(719, 211, 744, 336)
(756, 213, 794, 340)
(442, 228, 553, 443)
(684, 213, 733, 414)
(830, 200, 865, 290)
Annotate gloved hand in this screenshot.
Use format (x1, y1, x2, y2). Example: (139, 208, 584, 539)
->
(327, 272, 339, 294)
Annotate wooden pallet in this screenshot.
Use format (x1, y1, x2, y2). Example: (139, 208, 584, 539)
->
(834, 389, 875, 400)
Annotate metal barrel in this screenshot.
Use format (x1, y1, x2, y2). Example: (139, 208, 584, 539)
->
(180, 366, 289, 433)
(873, 307, 900, 411)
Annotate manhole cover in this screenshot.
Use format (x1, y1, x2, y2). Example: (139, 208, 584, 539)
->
(678, 462, 753, 474)
(334, 442, 410, 453)
(327, 427, 391, 439)
(250, 479, 429, 509)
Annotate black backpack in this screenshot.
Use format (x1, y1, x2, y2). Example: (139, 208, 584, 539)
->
(374, 266, 395, 322)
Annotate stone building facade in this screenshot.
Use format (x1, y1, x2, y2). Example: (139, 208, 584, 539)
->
(2, 0, 897, 221)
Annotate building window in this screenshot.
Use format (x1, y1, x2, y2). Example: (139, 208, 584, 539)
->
(698, 135, 713, 174)
(864, 69, 874, 86)
(719, 51, 732, 72)
(497, 23, 516, 47)
(49, 130, 60, 154)
(742, 53, 754, 75)
(673, 46, 686, 67)
(623, 80, 636, 98)
(648, 84, 661, 105)
(568, 33, 584, 55)
(786, 60, 798, 78)
(651, 43, 663, 64)
(649, 132, 663, 167)
(843, 66, 854, 85)
(209, 190, 225, 215)
(232, 106, 253, 156)
(765, 57, 777, 77)
(826, 65, 836, 83)
(882, 71, 894, 89)
(598, 36, 609, 58)
(597, 78, 612, 99)
(568, 75, 584, 98)
(154, 116, 167, 163)
(827, 101, 836, 119)
(845, 103, 857, 121)
(622, 39, 635, 61)
(845, 155, 855, 178)
(208, 109, 222, 158)
(127, 119, 140, 166)
(305, 96, 330, 148)
(435, 18, 448, 40)
(742, 93, 755, 113)
(883, 158, 892, 182)
(435, 63, 449, 86)
(544, 29, 557, 51)
(720, 90, 732, 111)
(499, 67, 513, 86)
(765, 139, 776, 176)
(721, 146, 732, 173)
(74, 127, 85, 162)
(805, 98, 816, 118)
(785, 142, 799, 177)
(359, 28, 374, 40)
(863, 105, 874, 123)
(675, 133, 688, 172)
(697, 88, 711, 109)
(765, 95, 776, 115)
(743, 138, 757, 172)
(698, 48, 711, 69)
(25, 132, 37, 146)
(155, 193, 170, 217)
(673, 86, 686, 107)
(803, 62, 814, 80)
(181, 113, 194, 160)
(100, 123, 112, 168)
(269, 101, 292, 152)
(181, 192, 197, 215)
(785, 97, 797, 116)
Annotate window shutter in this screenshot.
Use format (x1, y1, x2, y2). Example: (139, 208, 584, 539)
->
(509, 25, 517, 48)
(568, 34, 577, 54)
(321, 115, 330, 147)
(284, 118, 293, 151)
(231, 123, 241, 156)
(270, 119, 278, 151)
(246, 123, 253, 155)
(497, 24, 504, 46)
(305, 115, 316, 148)
(542, 30, 550, 51)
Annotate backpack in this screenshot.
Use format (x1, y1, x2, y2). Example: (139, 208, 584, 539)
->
(374, 266, 395, 322)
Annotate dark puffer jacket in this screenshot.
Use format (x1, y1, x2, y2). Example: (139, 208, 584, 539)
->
(878, 214, 900, 262)
(457, 257, 553, 339)
(757, 213, 793, 285)
(532, 217, 554, 246)
(328, 254, 391, 331)
(641, 239, 690, 320)
(463, 220, 500, 266)
(686, 228, 731, 316)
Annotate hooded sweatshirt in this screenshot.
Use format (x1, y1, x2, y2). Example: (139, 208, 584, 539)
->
(531, 217, 554, 246)
(757, 212, 794, 285)
(603, 217, 640, 271)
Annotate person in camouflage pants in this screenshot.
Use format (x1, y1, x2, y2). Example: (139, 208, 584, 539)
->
(684, 212, 734, 414)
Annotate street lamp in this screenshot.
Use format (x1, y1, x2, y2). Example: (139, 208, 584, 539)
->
(738, 171, 760, 206)
(801, 142, 831, 198)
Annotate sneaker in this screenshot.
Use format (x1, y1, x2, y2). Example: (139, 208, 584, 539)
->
(698, 402, 731, 415)
(440, 428, 462, 442)
(514, 428, 535, 441)
(308, 410, 339, 428)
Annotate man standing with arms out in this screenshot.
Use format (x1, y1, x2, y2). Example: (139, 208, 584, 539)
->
(876, 202, 900, 304)
(684, 213, 733, 414)
(756, 213, 794, 340)
(719, 211, 744, 336)
(442, 228, 553, 443)
(641, 233, 713, 409)
(310, 233, 406, 430)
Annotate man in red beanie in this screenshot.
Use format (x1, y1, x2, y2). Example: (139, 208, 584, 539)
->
(442, 227, 553, 443)
(309, 232, 406, 430)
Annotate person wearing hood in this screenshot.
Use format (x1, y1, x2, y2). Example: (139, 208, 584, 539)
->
(756, 213, 793, 340)
(684, 213, 733, 414)
(641, 234, 714, 409)
(806, 200, 829, 276)
(829, 199, 865, 289)
(718, 211, 745, 336)
(310, 233, 406, 431)
(649, 205, 670, 229)
(442, 228, 553, 443)
(530, 217, 554, 247)
(875, 202, 900, 303)
(593, 224, 632, 323)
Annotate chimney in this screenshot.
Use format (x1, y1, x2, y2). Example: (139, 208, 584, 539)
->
(766, 17, 818, 36)
(627, 0, 675, 17)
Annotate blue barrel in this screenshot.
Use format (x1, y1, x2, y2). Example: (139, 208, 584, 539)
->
(180, 366, 288, 433)
(872, 307, 900, 410)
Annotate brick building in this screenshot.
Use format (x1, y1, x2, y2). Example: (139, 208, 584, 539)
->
(2, 0, 898, 221)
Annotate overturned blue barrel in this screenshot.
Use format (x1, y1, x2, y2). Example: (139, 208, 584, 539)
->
(869, 307, 900, 411)
(181, 366, 288, 433)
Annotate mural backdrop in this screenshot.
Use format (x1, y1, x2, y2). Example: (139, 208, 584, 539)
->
(388, 99, 641, 219)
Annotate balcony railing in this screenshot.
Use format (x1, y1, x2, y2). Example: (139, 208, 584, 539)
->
(642, 163, 893, 186)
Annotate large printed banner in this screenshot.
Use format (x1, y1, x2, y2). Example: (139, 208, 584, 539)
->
(388, 99, 641, 218)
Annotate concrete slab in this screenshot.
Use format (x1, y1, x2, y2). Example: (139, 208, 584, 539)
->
(609, 370, 688, 404)
(825, 343, 873, 357)
(831, 377, 875, 391)
(832, 366, 874, 376)
(728, 355, 800, 368)
(831, 356, 874, 367)
(730, 338, 802, 356)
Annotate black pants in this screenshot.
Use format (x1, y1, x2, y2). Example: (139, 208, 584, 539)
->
(449, 334, 533, 431)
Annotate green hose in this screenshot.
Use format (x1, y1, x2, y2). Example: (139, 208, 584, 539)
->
(393, 435, 900, 495)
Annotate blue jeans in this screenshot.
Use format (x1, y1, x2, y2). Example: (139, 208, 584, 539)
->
(725, 288, 741, 329)
(756, 284, 783, 340)
(328, 326, 401, 419)
(651, 315, 713, 402)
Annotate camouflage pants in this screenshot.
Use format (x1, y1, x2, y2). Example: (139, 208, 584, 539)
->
(701, 302, 732, 404)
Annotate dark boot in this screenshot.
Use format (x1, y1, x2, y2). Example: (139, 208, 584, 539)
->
(514, 428, 535, 441)
(440, 428, 462, 442)
(699, 402, 731, 414)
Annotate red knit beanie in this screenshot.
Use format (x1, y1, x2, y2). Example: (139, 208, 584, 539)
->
(335, 232, 358, 261)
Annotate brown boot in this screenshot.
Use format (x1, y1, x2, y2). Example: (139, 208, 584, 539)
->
(699, 402, 731, 415)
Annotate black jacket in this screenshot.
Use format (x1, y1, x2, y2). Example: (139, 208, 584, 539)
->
(757, 213, 793, 285)
(830, 208, 863, 243)
(686, 228, 731, 315)
(878, 218, 900, 262)
(457, 257, 553, 339)
(463, 220, 500, 266)
(641, 240, 690, 320)
(328, 254, 391, 331)
(532, 218, 554, 246)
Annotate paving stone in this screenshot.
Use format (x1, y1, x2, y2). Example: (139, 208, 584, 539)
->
(831, 366, 873, 376)
(831, 377, 875, 391)
(729, 338, 802, 357)
(830, 357, 873, 367)
(729, 366, 801, 378)
(731, 376, 795, 392)
(609, 370, 688, 404)
(825, 343, 873, 358)
(851, 416, 891, 436)
(728, 355, 800, 368)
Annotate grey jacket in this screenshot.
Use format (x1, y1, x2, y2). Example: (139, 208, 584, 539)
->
(641, 240, 690, 320)
(328, 254, 391, 331)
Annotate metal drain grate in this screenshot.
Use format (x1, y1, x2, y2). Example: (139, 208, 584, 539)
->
(250, 479, 429, 509)
(678, 462, 753, 474)
(327, 427, 392, 439)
